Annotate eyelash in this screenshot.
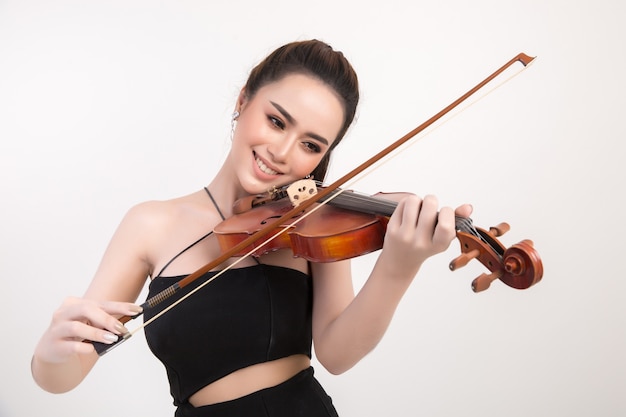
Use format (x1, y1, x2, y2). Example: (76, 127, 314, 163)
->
(303, 142, 321, 153)
(268, 115, 285, 130)
(267, 115, 322, 154)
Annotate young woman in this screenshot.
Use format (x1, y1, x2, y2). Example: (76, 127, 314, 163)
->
(32, 39, 471, 416)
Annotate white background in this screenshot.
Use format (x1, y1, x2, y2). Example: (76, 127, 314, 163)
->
(1, 1, 625, 416)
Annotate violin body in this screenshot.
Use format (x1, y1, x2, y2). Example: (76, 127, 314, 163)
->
(214, 198, 389, 263)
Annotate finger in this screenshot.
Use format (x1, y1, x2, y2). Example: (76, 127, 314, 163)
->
(82, 304, 130, 336)
(455, 203, 473, 218)
(69, 340, 99, 356)
(400, 195, 422, 228)
(92, 300, 143, 335)
(99, 300, 143, 317)
(415, 195, 439, 237)
(56, 299, 131, 336)
(54, 320, 121, 346)
(37, 336, 98, 363)
(432, 206, 457, 249)
(387, 196, 411, 230)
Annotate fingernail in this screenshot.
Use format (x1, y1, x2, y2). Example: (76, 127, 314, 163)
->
(129, 305, 143, 314)
(103, 332, 119, 343)
(114, 321, 128, 334)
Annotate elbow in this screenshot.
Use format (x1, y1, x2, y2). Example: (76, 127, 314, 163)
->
(30, 355, 88, 394)
(318, 359, 353, 376)
(314, 347, 362, 376)
(32, 372, 76, 394)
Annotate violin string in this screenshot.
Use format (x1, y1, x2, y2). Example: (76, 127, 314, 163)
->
(120, 56, 534, 340)
(329, 190, 397, 214)
(454, 216, 504, 260)
(333, 192, 487, 247)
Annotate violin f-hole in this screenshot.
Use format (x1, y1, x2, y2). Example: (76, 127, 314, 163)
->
(260, 210, 305, 225)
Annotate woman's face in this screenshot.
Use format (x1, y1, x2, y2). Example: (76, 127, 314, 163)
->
(230, 73, 344, 195)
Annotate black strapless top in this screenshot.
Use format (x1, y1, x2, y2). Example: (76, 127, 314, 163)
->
(144, 264, 313, 406)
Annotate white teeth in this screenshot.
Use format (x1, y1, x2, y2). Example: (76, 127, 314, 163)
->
(256, 157, 279, 175)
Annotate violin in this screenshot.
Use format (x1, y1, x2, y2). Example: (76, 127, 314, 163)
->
(216, 180, 543, 293)
(92, 52, 541, 356)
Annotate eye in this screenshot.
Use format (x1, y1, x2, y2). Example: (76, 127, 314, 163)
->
(302, 141, 322, 153)
(268, 115, 285, 129)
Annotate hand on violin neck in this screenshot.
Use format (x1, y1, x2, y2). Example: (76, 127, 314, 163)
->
(377, 194, 461, 279)
(454, 203, 473, 219)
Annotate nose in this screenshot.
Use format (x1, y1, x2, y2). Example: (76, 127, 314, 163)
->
(267, 135, 296, 164)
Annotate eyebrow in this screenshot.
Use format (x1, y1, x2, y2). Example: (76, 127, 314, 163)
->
(270, 101, 329, 146)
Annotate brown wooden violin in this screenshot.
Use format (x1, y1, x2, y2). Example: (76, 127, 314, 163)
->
(217, 180, 543, 293)
(92, 52, 541, 356)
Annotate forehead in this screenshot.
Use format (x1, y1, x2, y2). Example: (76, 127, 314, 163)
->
(251, 73, 345, 140)
(253, 73, 343, 106)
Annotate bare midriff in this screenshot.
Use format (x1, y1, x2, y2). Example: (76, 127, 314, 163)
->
(188, 354, 311, 407)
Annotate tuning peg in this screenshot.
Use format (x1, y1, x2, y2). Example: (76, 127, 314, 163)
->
(449, 248, 480, 270)
(488, 222, 510, 237)
(471, 270, 504, 293)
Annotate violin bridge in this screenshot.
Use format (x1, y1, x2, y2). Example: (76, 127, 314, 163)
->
(286, 179, 318, 207)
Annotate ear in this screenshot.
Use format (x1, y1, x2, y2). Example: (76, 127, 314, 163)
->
(236, 88, 248, 113)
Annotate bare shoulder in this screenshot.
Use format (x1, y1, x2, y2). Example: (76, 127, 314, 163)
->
(116, 189, 219, 274)
(84, 190, 208, 300)
(112, 192, 208, 262)
(120, 190, 204, 234)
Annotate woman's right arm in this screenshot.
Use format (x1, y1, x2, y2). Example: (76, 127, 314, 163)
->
(31, 298, 143, 393)
(31, 202, 159, 393)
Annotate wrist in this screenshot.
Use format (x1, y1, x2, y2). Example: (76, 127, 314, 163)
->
(375, 252, 424, 283)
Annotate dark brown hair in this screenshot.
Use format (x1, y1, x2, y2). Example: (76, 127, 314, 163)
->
(243, 39, 359, 181)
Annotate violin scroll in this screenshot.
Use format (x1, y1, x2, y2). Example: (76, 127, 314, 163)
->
(450, 219, 543, 292)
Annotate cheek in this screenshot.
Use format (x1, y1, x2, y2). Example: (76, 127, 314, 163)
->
(296, 153, 327, 177)
(295, 161, 317, 177)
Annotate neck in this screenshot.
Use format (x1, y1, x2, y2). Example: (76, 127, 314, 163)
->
(206, 163, 250, 219)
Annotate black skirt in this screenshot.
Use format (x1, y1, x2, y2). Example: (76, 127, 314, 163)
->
(174, 367, 339, 417)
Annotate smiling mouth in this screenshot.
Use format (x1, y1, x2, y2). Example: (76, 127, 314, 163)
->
(255, 154, 281, 176)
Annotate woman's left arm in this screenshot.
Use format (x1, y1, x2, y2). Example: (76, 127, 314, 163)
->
(311, 194, 471, 374)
